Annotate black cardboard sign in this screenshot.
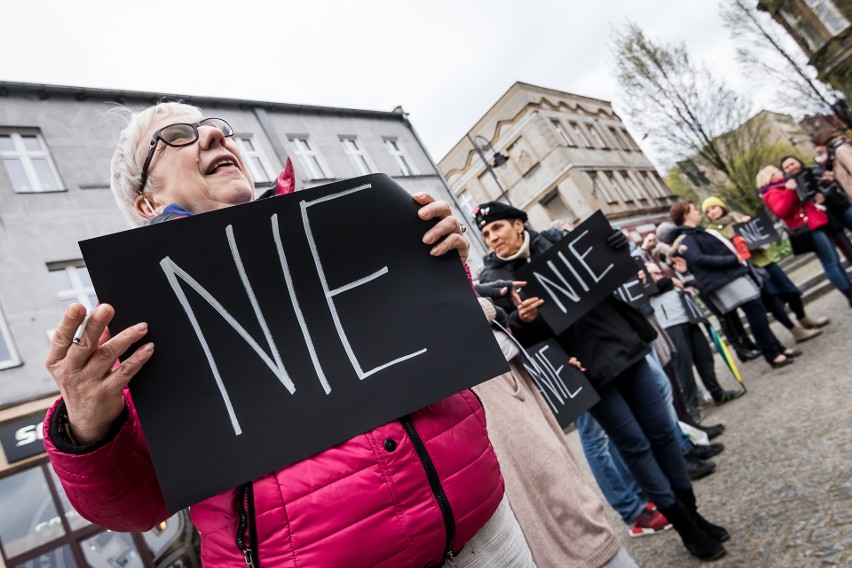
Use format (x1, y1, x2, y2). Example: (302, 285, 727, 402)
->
(613, 257, 658, 310)
(516, 211, 637, 335)
(521, 339, 599, 428)
(731, 214, 780, 250)
(79, 174, 508, 513)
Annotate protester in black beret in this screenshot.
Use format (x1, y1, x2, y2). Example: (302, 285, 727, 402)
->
(477, 203, 730, 562)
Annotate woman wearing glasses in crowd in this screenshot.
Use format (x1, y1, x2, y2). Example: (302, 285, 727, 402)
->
(41, 102, 534, 568)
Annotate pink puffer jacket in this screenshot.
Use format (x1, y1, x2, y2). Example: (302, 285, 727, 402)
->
(45, 390, 503, 567)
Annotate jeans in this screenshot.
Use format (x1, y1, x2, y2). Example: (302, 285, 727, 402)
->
(666, 323, 726, 406)
(589, 359, 692, 510)
(738, 298, 787, 362)
(646, 349, 693, 453)
(575, 412, 645, 524)
(812, 228, 852, 292)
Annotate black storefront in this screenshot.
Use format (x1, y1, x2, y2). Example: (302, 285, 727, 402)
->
(0, 413, 200, 568)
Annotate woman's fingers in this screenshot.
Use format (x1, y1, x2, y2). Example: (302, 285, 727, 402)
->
(62, 304, 115, 368)
(104, 342, 155, 392)
(46, 304, 87, 368)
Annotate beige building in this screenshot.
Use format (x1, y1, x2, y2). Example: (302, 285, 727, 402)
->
(438, 82, 677, 246)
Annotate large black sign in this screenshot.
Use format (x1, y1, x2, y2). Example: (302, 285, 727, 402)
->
(731, 214, 780, 250)
(516, 211, 637, 335)
(79, 174, 508, 513)
(0, 413, 47, 463)
(613, 257, 659, 310)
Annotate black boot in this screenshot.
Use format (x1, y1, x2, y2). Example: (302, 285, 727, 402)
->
(673, 487, 731, 543)
(658, 499, 727, 561)
(842, 287, 852, 308)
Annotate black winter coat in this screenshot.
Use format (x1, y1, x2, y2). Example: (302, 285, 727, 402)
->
(666, 226, 748, 295)
(479, 230, 653, 389)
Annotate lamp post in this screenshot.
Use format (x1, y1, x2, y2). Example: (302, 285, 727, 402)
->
(466, 133, 513, 206)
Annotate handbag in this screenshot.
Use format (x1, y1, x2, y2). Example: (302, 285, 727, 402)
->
(748, 263, 769, 289)
(785, 210, 814, 255)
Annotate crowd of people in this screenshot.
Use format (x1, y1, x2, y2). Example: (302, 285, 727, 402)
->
(40, 101, 851, 567)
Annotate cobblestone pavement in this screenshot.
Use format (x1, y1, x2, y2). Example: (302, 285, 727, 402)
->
(564, 290, 852, 568)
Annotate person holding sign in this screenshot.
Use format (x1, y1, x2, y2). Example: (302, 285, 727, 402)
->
(669, 201, 798, 369)
(42, 102, 534, 568)
(475, 202, 730, 562)
(702, 196, 828, 344)
(759, 165, 852, 306)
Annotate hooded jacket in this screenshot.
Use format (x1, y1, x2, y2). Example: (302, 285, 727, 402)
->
(761, 178, 830, 231)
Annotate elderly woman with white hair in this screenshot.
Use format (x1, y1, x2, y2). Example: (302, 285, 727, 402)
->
(41, 102, 534, 568)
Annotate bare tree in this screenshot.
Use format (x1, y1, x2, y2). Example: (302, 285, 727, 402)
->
(720, 0, 850, 129)
(611, 22, 767, 211)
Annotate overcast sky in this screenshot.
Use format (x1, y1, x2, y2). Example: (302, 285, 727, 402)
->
(1, 0, 778, 170)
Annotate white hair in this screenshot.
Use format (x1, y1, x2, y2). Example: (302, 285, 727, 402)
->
(110, 102, 204, 227)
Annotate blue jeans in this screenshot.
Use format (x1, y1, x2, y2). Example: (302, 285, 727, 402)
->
(812, 228, 852, 292)
(646, 349, 693, 453)
(575, 412, 645, 524)
(588, 359, 692, 509)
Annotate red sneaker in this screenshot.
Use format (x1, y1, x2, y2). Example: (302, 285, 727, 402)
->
(629, 507, 672, 538)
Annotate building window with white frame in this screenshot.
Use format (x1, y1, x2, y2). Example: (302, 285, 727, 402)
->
(621, 172, 646, 200)
(456, 190, 477, 223)
(802, 0, 850, 36)
(0, 305, 21, 370)
(0, 130, 63, 193)
(620, 128, 640, 151)
(48, 264, 98, 312)
(235, 136, 275, 184)
(384, 138, 415, 176)
(608, 127, 629, 151)
(605, 172, 630, 202)
(340, 137, 373, 176)
(586, 125, 607, 149)
(551, 120, 574, 147)
(288, 137, 328, 180)
(542, 190, 573, 222)
(569, 122, 592, 148)
(589, 171, 615, 204)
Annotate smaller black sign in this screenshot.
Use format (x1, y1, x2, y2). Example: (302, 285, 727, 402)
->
(0, 413, 47, 463)
(614, 257, 659, 310)
(731, 214, 780, 250)
(516, 211, 637, 335)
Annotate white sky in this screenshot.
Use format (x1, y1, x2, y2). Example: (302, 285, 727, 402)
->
(1, 0, 779, 170)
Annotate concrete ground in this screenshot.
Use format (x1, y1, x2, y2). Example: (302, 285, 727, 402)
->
(564, 289, 852, 568)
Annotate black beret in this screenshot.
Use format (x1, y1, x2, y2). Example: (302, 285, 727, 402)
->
(473, 201, 528, 230)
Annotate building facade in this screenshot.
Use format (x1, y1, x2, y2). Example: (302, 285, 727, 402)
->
(0, 81, 476, 568)
(758, 0, 852, 100)
(438, 82, 677, 250)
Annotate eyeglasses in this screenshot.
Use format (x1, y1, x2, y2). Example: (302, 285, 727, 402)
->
(138, 117, 234, 194)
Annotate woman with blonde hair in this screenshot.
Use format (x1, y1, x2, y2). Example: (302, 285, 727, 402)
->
(759, 164, 852, 305)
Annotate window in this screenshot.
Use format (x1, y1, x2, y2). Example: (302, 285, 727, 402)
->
(542, 191, 573, 221)
(235, 136, 275, 184)
(0, 463, 200, 567)
(457, 191, 477, 223)
(340, 137, 373, 176)
(569, 123, 592, 148)
(0, 131, 63, 193)
(551, 120, 574, 147)
(803, 0, 850, 36)
(621, 172, 646, 200)
(620, 128, 640, 151)
(0, 304, 20, 370)
(48, 264, 98, 312)
(609, 127, 630, 151)
(605, 172, 630, 202)
(586, 125, 607, 149)
(384, 138, 415, 176)
(288, 137, 328, 180)
(589, 172, 615, 204)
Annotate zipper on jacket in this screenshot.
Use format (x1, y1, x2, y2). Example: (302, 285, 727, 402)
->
(400, 415, 456, 566)
(235, 482, 260, 568)
(468, 388, 485, 416)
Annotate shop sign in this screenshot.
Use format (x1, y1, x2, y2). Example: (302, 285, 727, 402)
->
(0, 413, 47, 463)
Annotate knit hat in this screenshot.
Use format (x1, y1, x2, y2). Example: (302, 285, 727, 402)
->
(473, 201, 528, 230)
(655, 221, 676, 243)
(701, 196, 726, 213)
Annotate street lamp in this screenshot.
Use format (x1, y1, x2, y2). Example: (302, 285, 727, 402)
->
(466, 133, 513, 206)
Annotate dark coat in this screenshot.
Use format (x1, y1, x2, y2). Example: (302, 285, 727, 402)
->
(479, 230, 653, 389)
(667, 226, 748, 295)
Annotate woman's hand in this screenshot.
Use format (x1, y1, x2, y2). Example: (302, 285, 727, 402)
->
(414, 193, 470, 262)
(45, 304, 154, 445)
(513, 296, 545, 323)
(785, 179, 797, 190)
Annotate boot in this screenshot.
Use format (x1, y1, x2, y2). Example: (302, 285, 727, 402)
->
(658, 499, 727, 561)
(842, 287, 852, 308)
(798, 315, 830, 328)
(734, 347, 761, 362)
(673, 487, 731, 543)
(790, 324, 822, 343)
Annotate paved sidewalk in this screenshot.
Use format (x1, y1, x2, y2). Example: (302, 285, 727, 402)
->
(565, 290, 852, 567)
